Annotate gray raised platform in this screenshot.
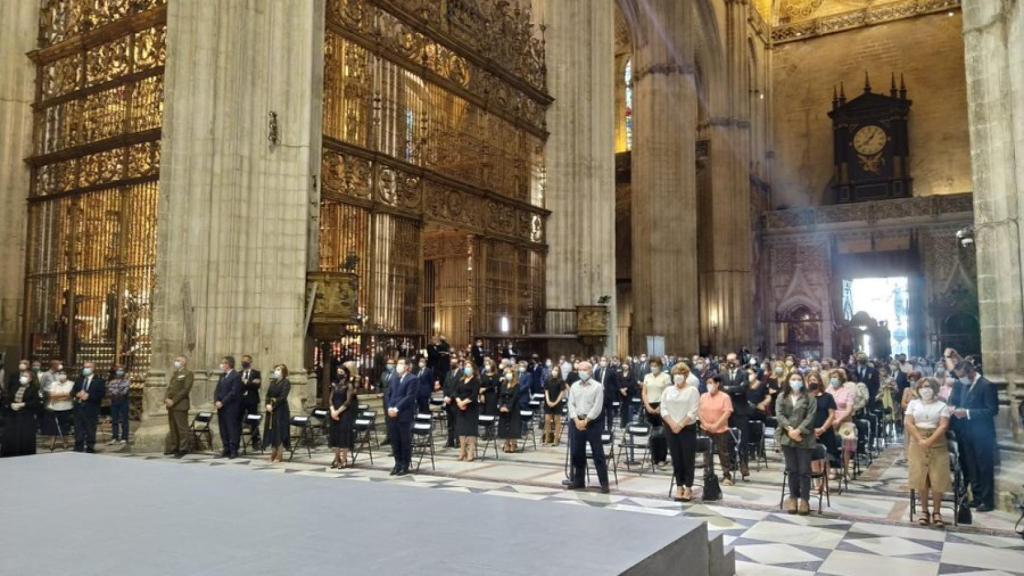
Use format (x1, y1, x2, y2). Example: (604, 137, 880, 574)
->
(0, 453, 716, 576)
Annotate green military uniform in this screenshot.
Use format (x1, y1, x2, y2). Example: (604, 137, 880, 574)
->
(165, 368, 194, 454)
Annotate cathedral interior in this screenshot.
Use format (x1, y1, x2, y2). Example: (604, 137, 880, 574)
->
(1, 1, 1024, 575)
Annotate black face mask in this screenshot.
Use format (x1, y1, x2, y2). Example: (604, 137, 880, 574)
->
(242, 362, 251, 370)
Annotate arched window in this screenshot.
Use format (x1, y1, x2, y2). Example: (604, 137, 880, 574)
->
(624, 58, 633, 151)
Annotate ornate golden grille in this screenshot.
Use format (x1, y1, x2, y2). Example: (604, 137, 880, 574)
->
(25, 1, 165, 401)
(320, 0, 550, 349)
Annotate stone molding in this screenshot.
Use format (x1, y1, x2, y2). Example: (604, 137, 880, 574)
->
(763, 193, 973, 232)
(772, 0, 961, 44)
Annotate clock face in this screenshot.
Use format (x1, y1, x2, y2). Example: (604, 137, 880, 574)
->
(852, 124, 887, 155)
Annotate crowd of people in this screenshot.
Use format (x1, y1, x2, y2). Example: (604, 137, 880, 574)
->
(0, 342, 1002, 524)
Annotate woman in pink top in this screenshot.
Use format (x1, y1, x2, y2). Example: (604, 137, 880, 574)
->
(826, 369, 856, 480)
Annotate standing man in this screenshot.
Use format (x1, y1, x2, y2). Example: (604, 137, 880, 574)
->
(71, 362, 105, 453)
(416, 357, 435, 414)
(634, 354, 651, 380)
(385, 357, 418, 476)
(853, 353, 880, 408)
(239, 355, 262, 447)
(721, 352, 752, 480)
(566, 361, 610, 493)
(470, 338, 485, 369)
(165, 356, 194, 458)
(951, 360, 998, 511)
(442, 358, 461, 448)
(595, 357, 619, 432)
(214, 356, 242, 458)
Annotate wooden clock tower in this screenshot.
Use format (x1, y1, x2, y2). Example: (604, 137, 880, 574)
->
(829, 73, 912, 203)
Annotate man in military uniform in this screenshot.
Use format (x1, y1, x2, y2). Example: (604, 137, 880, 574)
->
(165, 355, 194, 458)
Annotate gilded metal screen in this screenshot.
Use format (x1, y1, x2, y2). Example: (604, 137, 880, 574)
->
(320, 0, 551, 350)
(25, 1, 165, 396)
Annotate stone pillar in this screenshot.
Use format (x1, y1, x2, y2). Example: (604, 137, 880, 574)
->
(538, 0, 617, 354)
(700, 0, 754, 354)
(0, 2, 36, 371)
(138, 0, 324, 449)
(627, 0, 699, 354)
(962, 0, 1023, 441)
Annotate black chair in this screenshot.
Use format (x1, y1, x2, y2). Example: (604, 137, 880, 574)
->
(747, 420, 768, 471)
(779, 443, 831, 514)
(584, 430, 619, 487)
(288, 415, 314, 461)
(190, 412, 214, 452)
(309, 408, 329, 446)
(629, 397, 643, 425)
(429, 396, 447, 432)
(351, 410, 377, 466)
(476, 414, 499, 460)
(240, 413, 263, 455)
(518, 409, 537, 452)
(412, 413, 435, 472)
(620, 423, 654, 475)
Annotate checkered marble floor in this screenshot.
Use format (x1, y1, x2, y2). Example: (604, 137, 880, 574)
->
(100, 438, 1024, 576)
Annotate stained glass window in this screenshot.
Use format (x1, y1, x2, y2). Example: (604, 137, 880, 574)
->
(624, 58, 633, 151)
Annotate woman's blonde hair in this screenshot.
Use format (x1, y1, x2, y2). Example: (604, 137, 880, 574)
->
(671, 363, 690, 375)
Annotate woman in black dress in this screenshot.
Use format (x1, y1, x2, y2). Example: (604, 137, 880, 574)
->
(1, 367, 42, 457)
(454, 361, 480, 461)
(542, 372, 566, 446)
(328, 362, 358, 468)
(497, 368, 522, 453)
(479, 358, 500, 416)
(262, 364, 291, 463)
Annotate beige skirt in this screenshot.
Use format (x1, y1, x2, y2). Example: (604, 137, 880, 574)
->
(907, 428, 951, 494)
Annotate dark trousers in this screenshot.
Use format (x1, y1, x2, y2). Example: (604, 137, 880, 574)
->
(647, 405, 667, 464)
(705, 431, 733, 478)
(667, 424, 697, 487)
(110, 400, 129, 441)
(604, 401, 616, 432)
(388, 418, 413, 468)
(569, 418, 609, 488)
(73, 404, 99, 452)
(730, 413, 751, 475)
(961, 427, 995, 507)
(782, 445, 813, 500)
(218, 404, 241, 456)
(445, 403, 457, 446)
(619, 398, 633, 428)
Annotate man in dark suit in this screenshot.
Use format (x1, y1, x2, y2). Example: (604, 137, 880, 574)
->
(239, 354, 262, 447)
(633, 354, 651, 380)
(71, 362, 105, 453)
(416, 357, 435, 415)
(385, 357, 419, 475)
(720, 353, 752, 479)
(442, 359, 461, 448)
(595, 357, 619, 431)
(214, 356, 242, 458)
(470, 339, 485, 369)
(852, 353, 880, 408)
(951, 360, 998, 511)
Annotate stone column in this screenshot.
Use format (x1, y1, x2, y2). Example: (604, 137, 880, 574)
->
(700, 0, 754, 354)
(538, 0, 618, 354)
(962, 0, 1023, 441)
(0, 2, 36, 371)
(138, 0, 324, 449)
(627, 0, 699, 354)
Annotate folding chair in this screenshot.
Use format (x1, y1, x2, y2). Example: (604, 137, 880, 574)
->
(310, 408, 329, 446)
(629, 397, 643, 425)
(351, 410, 377, 466)
(412, 413, 435, 471)
(288, 415, 313, 461)
(584, 430, 619, 487)
(747, 420, 768, 470)
(518, 409, 537, 452)
(476, 414, 499, 460)
(779, 443, 831, 514)
(621, 423, 654, 474)
(190, 412, 214, 452)
(429, 396, 447, 433)
(240, 413, 264, 455)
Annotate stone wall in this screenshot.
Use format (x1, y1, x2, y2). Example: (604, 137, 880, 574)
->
(771, 11, 971, 207)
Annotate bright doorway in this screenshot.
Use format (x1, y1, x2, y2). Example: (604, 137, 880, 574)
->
(845, 276, 910, 356)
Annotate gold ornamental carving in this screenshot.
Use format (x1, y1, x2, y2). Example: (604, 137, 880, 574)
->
(308, 272, 361, 330)
(576, 306, 609, 337)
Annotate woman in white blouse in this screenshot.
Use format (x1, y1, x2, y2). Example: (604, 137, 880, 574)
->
(641, 358, 671, 466)
(904, 377, 952, 527)
(661, 363, 701, 501)
(42, 370, 74, 451)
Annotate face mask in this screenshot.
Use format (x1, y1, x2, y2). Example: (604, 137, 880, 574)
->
(518, 367, 526, 373)
(790, 380, 804, 393)
(545, 361, 552, 368)
(640, 357, 647, 363)
(673, 375, 686, 385)
(32, 365, 41, 372)
(82, 368, 93, 377)
(241, 362, 251, 370)
(57, 364, 64, 372)
(774, 367, 784, 375)
(273, 370, 283, 379)
(386, 365, 395, 372)
(918, 388, 934, 401)
(221, 364, 229, 372)
(808, 382, 820, 392)
(785, 360, 794, 367)
(578, 371, 590, 381)
(651, 366, 661, 374)
(695, 364, 705, 371)
(396, 364, 407, 375)
(173, 361, 183, 370)
(20, 376, 30, 385)
(57, 374, 68, 382)
(463, 366, 474, 376)
(830, 378, 841, 388)
(599, 361, 608, 368)
(115, 370, 125, 377)
(707, 384, 718, 394)
(419, 364, 427, 370)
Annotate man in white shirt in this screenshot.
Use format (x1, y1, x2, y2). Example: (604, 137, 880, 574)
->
(566, 362, 610, 493)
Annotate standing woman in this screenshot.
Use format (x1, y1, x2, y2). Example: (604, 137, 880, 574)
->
(454, 361, 480, 461)
(106, 365, 131, 445)
(1, 368, 42, 457)
(641, 358, 671, 466)
(776, 372, 817, 515)
(327, 362, 357, 468)
(618, 362, 637, 427)
(262, 364, 292, 463)
(809, 372, 839, 484)
(661, 364, 700, 501)
(543, 371, 566, 446)
(479, 358, 500, 416)
(497, 367, 522, 453)
(41, 369, 74, 451)
(905, 377, 951, 527)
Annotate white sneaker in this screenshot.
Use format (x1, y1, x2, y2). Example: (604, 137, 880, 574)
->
(106, 439, 117, 446)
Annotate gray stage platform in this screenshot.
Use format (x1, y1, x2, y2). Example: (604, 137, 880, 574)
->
(0, 453, 725, 576)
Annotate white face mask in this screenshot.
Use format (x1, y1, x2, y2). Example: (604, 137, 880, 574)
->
(673, 375, 687, 385)
(20, 376, 30, 385)
(578, 371, 590, 381)
(651, 366, 661, 374)
(830, 378, 841, 388)
(599, 361, 608, 368)
(273, 370, 283, 379)
(790, 380, 804, 392)
(396, 363, 407, 375)
(918, 388, 934, 401)
(173, 361, 183, 370)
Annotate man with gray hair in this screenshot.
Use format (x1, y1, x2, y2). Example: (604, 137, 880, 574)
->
(566, 361, 610, 493)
